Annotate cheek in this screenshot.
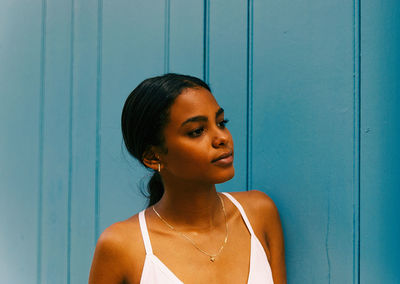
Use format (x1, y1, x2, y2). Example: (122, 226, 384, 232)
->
(170, 147, 207, 167)
(164, 140, 211, 173)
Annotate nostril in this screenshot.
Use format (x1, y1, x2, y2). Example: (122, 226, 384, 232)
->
(212, 136, 228, 148)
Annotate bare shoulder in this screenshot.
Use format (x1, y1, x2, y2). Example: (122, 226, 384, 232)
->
(226, 190, 286, 283)
(226, 190, 281, 240)
(89, 213, 146, 284)
(227, 190, 279, 218)
(96, 215, 143, 256)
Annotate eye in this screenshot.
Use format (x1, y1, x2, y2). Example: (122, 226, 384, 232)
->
(188, 127, 205, 137)
(217, 119, 229, 128)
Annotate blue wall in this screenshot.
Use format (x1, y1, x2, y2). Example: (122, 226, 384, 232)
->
(1, 0, 399, 283)
(360, 1, 400, 283)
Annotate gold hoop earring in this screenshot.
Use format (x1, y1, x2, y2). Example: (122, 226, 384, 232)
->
(157, 163, 161, 172)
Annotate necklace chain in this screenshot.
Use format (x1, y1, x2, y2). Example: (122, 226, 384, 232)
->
(152, 194, 228, 262)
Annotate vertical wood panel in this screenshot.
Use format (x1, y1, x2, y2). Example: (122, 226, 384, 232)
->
(163, 0, 170, 73)
(0, 1, 42, 283)
(2, 1, 399, 282)
(37, 1, 46, 282)
(352, 0, 361, 282)
(169, 0, 204, 77)
(40, 0, 72, 282)
(69, 0, 98, 282)
(208, 0, 248, 192)
(99, 0, 165, 233)
(246, 0, 254, 191)
(252, 0, 355, 282)
(360, 1, 400, 282)
(95, 0, 103, 243)
(203, 0, 210, 83)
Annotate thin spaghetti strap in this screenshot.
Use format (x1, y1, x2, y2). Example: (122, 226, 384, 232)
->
(221, 192, 255, 235)
(138, 210, 153, 254)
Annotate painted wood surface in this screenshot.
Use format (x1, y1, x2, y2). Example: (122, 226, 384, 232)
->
(360, 0, 400, 283)
(0, 1, 43, 283)
(252, 0, 356, 282)
(1, 0, 399, 283)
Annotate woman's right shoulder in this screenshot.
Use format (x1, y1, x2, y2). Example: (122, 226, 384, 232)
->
(99, 213, 143, 248)
(89, 212, 146, 283)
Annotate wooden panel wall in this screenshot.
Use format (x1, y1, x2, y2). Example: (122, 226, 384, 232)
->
(0, 1, 43, 283)
(252, 0, 356, 282)
(1, 0, 399, 283)
(360, 1, 400, 283)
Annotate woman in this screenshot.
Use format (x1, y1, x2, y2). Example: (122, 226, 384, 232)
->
(89, 74, 286, 283)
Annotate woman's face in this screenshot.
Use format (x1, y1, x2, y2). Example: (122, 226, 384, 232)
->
(158, 87, 234, 185)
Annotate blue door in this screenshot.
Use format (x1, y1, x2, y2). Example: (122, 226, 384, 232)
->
(1, 0, 399, 283)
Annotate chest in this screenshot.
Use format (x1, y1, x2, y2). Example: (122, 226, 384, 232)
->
(153, 217, 252, 283)
(129, 214, 261, 284)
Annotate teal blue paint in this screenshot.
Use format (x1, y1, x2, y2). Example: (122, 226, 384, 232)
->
(352, 0, 361, 283)
(37, 1, 47, 283)
(95, 0, 103, 243)
(246, 0, 253, 191)
(360, 0, 400, 282)
(208, 0, 248, 192)
(325, 190, 331, 283)
(67, 0, 75, 282)
(1, 1, 399, 282)
(252, 0, 355, 281)
(203, 0, 210, 83)
(69, 1, 99, 281)
(169, 0, 203, 77)
(164, 0, 170, 73)
(40, 0, 73, 280)
(0, 1, 43, 281)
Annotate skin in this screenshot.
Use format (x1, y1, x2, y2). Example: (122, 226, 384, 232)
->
(89, 87, 286, 283)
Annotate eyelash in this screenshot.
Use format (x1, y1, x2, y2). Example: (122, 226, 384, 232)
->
(187, 119, 229, 138)
(218, 119, 229, 128)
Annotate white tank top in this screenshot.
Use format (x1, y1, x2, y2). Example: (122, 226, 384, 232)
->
(138, 192, 274, 283)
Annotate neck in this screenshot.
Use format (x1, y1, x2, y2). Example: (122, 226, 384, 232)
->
(154, 180, 222, 231)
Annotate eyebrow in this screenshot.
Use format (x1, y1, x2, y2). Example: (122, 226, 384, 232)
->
(180, 107, 224, 127)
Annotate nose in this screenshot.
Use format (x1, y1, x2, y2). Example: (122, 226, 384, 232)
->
(212, 128, 230, 148)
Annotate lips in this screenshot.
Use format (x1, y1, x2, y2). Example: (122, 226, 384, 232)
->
(212, 150, 234, 165)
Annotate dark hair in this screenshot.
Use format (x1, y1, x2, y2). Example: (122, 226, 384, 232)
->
(121, 73, 211, 207)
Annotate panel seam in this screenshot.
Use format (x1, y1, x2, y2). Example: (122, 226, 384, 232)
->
(67, 0, 75, 282)
(95, 0, 103, 243)
(353, 0, 361, 282)
(164, 0, 170, 73)
(37, 0, 47, 283)
(203, 0, 210, 84)
(246, 0, 254, 191)
(357, 0, 361, 281)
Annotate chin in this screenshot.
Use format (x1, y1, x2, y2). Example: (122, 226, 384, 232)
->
(214, 167, 235, 184)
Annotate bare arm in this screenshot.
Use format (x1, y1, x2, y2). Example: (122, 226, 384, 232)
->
(89, 230, 126, 284)
(88, 219, 146, 284)
(263, 197, 286, 283)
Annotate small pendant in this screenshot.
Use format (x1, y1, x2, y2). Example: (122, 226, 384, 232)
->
(210, 257, 215, 262)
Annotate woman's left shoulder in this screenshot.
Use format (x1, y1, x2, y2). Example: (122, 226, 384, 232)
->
(225, 190, 286, 282)
(226, 190, 279, 216)
(224, 190, 281, 235)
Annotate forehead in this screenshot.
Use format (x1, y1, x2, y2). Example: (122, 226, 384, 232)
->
(168, 88, 220, 124)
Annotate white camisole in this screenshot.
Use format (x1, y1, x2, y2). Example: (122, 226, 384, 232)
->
(138, 192, 274, 283)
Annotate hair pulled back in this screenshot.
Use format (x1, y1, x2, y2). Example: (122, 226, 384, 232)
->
(121, 73, 211, 207)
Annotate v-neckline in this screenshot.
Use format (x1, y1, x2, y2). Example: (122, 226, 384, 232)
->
(144, 234, 256, 284)
(139, 192, 260, 283)
(146, 254, 184, 283)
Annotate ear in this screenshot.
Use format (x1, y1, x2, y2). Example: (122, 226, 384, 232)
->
(142, 148, 161, 171)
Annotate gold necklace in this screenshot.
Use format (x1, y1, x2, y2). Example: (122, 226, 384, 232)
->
(152, 194, 228, 262)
